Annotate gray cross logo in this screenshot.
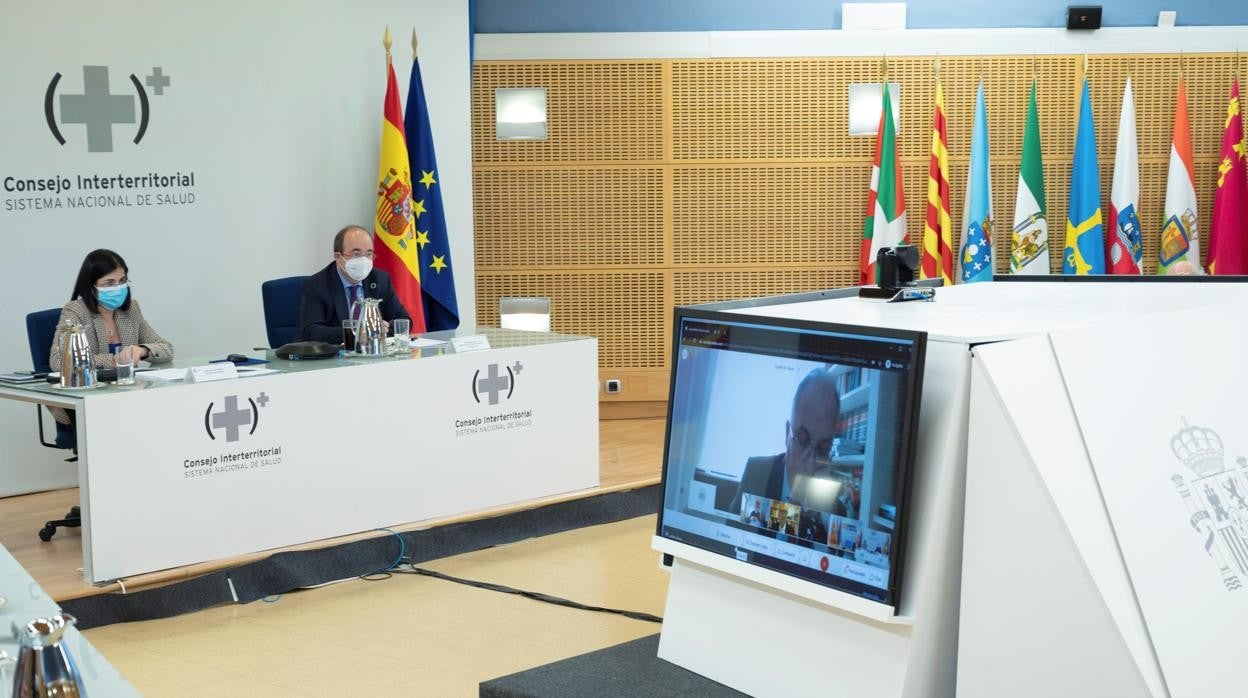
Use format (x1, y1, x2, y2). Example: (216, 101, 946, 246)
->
(476, 364, 511, 406)
(256, 392, 270, 408)
(512, 361, 524, 375)
(211, 395, 252, 443)
(59, 66, 135, 153)
(145, 67, 170, 96)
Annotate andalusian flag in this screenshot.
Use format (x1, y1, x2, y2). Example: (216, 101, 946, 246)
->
(1158, 77, 1201, 275)
(1063, 77, 1106, 275)
(860, 85, 906, 285)
(1207, 78, 1248, 275)
(959, 81, 993, 283)
(921, 78, 954, 284)
(374, 49, 427, 332)
(1107, 78, 1143, 274)
(405, 41, 459, 330)
(1010, 80, 1049, 274)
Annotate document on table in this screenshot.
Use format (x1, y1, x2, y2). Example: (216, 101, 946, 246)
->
(236, 367, 280, 377)
(139, 368, 187, 382)
(409, 337, 447, 348)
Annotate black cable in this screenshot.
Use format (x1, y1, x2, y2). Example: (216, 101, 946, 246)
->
(398, 565, 663, 624)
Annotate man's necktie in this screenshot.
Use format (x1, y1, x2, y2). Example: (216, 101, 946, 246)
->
(350, 284, 363, 320)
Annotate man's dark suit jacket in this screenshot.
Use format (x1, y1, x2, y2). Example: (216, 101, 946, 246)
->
(297, 262, 411, 344)
(729, 453, 786, 517)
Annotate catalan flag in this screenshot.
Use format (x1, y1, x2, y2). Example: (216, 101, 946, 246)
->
(1010, 79, 1049, 274)
(373, 51, 427, 332)
(959, 80, 993, 283)
(1158, 77, 1201, 275)
(1063, 77, 1106, 275)
(860, 85, 907, 285)
(921, 78, 954, 284)
(1107, 78, 1142, 274)
(405, 43, 460, 330)
(1207, 78, 1248, 275)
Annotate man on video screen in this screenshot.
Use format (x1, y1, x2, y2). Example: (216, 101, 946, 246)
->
(729, 365, 851, 514)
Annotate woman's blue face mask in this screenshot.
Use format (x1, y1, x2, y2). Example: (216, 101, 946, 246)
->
(96, 283, 129, 310)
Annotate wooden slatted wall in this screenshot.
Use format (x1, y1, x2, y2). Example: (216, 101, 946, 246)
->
(471, 53, 1247, 401)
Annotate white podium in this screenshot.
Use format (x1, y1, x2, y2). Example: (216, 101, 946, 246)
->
(655, 281, 1248, 698)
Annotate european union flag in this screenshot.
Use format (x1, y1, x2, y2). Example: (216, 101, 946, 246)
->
(405, 55, 459, 330)
(1063, 78, 1106, 274)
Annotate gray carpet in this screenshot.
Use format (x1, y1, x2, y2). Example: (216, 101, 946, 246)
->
(479, 634, 747, 697)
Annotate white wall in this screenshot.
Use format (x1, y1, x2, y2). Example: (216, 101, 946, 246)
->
(0, 0, 474, 496)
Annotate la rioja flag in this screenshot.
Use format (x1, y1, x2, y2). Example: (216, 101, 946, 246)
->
(860, 85, 906, 285)
(1107, 78, 1143, 274)
(1158, 77, 1201, 275)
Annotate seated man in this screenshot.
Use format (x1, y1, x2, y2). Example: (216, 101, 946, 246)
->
(729, 365, 841, 515)
(298, 225, 410, 344)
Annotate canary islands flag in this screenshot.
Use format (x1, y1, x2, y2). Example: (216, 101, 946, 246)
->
(959, 81, 994, 283)
(405, 53, 459, 330)
(1063, 78, 1106, 275)
(374, 61, 427, 333)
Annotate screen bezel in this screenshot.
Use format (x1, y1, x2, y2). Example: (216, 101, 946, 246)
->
(655, 306, 927, 612)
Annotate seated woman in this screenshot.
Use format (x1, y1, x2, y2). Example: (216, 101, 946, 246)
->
(48, 249, 174, 447)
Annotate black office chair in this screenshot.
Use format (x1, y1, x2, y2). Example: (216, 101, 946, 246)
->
(261, 276, 307, 348)
(26, 308, 81, 541)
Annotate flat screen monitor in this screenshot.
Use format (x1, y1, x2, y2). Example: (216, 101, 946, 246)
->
(657, 308, 926, 610)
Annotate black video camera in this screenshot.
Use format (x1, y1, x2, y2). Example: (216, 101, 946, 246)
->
(877, 245, 919, 290)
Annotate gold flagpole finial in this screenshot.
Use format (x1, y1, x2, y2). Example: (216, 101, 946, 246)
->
(412, 29, 419, 59)
(1178, 50, 1184, 82)
(882, 54, 889, 80)
(1083, 53, 1089, 75)
(383, 26, 393, 65)
(934, 53, 941, 79)
(1032, 52, 1038, 81)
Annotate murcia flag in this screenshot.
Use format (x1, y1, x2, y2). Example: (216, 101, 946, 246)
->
(860, 85, 906, 285)
(959, 81, 993, 283)
(1107, 78, 1143, 274)
(1158, 77, 1201, 275)
(374, 55, 427, 332)
(1207, 78, 1248, 275)
(1010, 79, 1049, 275)
(1064, 77, 1106, 274)
(921, 78, 954, 285)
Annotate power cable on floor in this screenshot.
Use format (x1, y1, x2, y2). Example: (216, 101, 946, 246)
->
(395, 564, 663, 624)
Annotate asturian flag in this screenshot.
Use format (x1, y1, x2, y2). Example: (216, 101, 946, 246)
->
(860, 85, 907, 285)
(959, 81, 994, 283)
(1158, 77, 1201, 275)
(405, 38, 460, 330)
(1107, 77, 1143, 274)
(921, 77, 954, 285)
(1207, 78, 1248, 275)
(1010, 79, 1049, 274)
(374, 47, 427, 332)
(1064, 77, 1106, 275)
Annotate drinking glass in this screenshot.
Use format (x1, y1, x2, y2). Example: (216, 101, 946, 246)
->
(114, 357, 135, 385)
(342, 319, 358, 351)
(392, 318, 411, 349)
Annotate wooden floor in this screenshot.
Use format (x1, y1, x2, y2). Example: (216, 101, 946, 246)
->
(0, 417, 666, 602)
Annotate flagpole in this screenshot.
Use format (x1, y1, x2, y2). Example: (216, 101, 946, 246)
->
(412, 29, 418, 60)
(383, 26, 392, 67)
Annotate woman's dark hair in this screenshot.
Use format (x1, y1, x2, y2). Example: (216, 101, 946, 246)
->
(71, 249, 131, 313)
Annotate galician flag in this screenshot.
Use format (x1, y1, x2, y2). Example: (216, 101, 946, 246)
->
(1106, 78, 1143, 274)
(921, 77, 954, 285)
(1158, 77, 1201, 275)
(374, 50, 427, 332)
(1009, 79, 1049, 274)
(1064, 77, 1106, 274)
(860, 85, 906, 285)
(1206, 78, 1248, 275)
(959, 80, 993, 283)
(404, 37, 460, 330)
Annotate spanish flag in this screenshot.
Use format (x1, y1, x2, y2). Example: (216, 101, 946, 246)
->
(374, 50, 427, 333)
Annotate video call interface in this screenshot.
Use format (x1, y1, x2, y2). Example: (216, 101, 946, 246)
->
(658, 313, 924, 606)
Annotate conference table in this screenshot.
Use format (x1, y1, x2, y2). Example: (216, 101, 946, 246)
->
(0, 542, 139, 696)
(0, 328, 599, 584)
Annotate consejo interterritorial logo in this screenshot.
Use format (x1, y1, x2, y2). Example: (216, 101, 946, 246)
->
(45, 65, 172, 153)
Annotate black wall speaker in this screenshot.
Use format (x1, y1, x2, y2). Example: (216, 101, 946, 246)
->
(1067, 5, 1102, 30)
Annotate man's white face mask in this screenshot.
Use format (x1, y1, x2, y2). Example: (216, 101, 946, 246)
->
(344, 256, 373, 281)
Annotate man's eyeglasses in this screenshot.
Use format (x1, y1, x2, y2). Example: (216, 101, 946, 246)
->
(788, 428, 835, 459)
(339, 250, 375, 259)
